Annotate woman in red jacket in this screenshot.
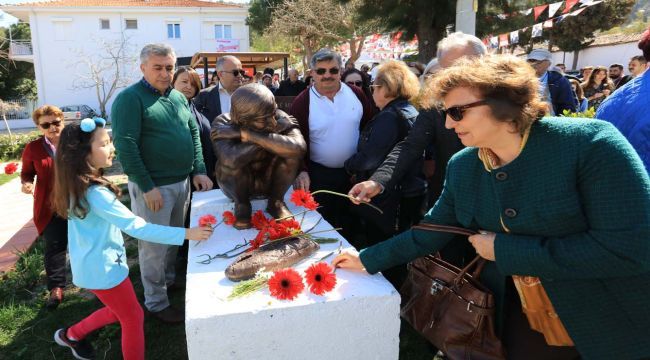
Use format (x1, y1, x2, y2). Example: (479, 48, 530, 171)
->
(20, 105, 68, 309)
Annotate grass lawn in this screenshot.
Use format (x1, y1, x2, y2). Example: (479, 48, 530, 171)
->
(0, 173, 18, 186)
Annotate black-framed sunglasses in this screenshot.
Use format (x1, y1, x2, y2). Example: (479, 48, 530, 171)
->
(39, 120, 62, 129)
(443, 100, 490, 122)
(346, 80, 363, 87)
(223, 69, 246, 77)
(315, 67, 340, 75)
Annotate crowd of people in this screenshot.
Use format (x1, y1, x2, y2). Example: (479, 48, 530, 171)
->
(19, 25, 650, 360)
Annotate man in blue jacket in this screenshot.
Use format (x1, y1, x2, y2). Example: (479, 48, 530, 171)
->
(527, 49, 577, 115)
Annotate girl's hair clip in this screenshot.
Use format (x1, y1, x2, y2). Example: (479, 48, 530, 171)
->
(80, 117, 107, 133)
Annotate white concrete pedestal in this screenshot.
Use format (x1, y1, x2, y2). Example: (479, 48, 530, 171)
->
(185, 189, 400, 360)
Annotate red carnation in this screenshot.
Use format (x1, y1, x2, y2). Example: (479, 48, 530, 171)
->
(223, 211, 236, 226)
(252, 210, 269, 230)
(304, 262, 337, 295)
(4, 162, 18, 175)
(268, 268, 304, 301)
(198, 214, 217, 227)
(280, 218, 301, 231)
(290, 189, 319, 210)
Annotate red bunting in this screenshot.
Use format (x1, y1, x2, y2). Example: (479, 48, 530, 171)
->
(564, 0, 579, 13)
(499, 34, 509, 47)
(534, 4, 549, 20)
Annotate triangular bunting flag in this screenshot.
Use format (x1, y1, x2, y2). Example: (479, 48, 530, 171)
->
(556, 14, 568, 22)
(520, 8, 533, 16)
(570, 7, 587, 16)
(499, 34, 509, 47)
(490, 36, 499, 48)
(510, 30, 519, 45)
(543, 19, 554, 28)
(522, 27, 530, 33)
(497, 14, 508, 20)
(532, 23, 543, 38)
(564, 0, 579, 13)
(534, 4, 549, 20)
(548, 2, 563, 17)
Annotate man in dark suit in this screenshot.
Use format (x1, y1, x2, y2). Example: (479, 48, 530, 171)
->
(193, 55, 244, 123)
(276, 69, 306, 96)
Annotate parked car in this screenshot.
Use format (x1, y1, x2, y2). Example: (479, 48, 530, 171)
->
(60, 104, 97, 121)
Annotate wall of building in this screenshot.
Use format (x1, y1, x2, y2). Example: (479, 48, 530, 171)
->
(27, 7, 248, 118)
(550, 42, 644, 72)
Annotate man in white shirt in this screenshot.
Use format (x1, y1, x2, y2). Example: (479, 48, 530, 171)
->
(193, 55, 244, 123)
(289, 48, 375, 234)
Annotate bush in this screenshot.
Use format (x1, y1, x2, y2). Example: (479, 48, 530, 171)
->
(0, 132, 40, 161)
(562, 107, 596, 118)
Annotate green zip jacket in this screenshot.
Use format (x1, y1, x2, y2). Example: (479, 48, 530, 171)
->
(111, 81, 206, 193)
(360, 117, 650, 360)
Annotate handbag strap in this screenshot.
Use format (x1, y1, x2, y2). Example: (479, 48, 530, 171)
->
(411, 223, 487, 280)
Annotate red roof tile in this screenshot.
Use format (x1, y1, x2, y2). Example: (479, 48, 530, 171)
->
(11, 0, 242, 8)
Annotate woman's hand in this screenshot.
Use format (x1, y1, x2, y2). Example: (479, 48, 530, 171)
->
(468, 232, 496, 261)
(21, 182, 34, 195)
(186, 225, 214, 241)
(332, 252, 367, 272)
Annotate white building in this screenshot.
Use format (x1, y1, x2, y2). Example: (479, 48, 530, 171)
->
(3, 0, 249, 118)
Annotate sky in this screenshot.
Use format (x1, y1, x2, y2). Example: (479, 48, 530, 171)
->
(0, 0, 251, 28)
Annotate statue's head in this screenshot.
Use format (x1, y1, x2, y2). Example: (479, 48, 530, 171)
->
(230, 84, 277, 132)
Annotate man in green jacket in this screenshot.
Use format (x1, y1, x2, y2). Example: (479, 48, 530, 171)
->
(112, 43, 213, 323)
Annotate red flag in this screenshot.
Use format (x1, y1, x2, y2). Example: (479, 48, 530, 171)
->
(498, 34, 509, 47)
(534, 4, 549, 20)
(564, 0, 579, 13)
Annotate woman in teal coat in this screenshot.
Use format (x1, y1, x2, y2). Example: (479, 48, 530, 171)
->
(334, 55, 650, 360)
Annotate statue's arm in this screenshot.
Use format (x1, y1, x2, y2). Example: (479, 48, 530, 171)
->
(241, 128, 306, 159)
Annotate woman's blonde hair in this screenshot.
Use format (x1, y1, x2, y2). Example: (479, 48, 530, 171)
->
(431, 55, 548, 135)
(373, 60, 420, 100)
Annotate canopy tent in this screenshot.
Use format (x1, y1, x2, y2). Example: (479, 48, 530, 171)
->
(190, 52, 291, 87)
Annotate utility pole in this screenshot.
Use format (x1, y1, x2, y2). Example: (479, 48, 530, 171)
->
(455, 0, 477, 35)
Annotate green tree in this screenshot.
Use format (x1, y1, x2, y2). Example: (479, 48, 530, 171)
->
(477, 0, 635, 67)
(247, 0, 285, 34)
(0, 23, 36, 100)
(339, 0, 456, 63)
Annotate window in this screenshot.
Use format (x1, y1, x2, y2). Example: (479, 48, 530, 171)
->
(100, 19, 110, 30)
(167, 23, 181, 39)
(214, 24, 232, 39)
(125, 19, 138, 30)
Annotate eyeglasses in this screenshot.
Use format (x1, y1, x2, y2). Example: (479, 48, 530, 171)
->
(346, 80, 363, 87)
(222, 69, 246, 77)
(315, 67, 340, 75)
(443, 100, 489, 122)
(80, 117, 107, 133)
(39, 120, 62, 129)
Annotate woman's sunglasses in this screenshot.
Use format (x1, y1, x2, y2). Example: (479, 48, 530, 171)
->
(346, 80, 363, 87)
(315, 67, 340, 75)
(443, 100, 489, 122)
(39, 120, 62, 129)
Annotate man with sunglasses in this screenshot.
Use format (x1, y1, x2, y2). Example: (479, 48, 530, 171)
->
(193, 55, 245, 123)
(289, 48, 375, 236)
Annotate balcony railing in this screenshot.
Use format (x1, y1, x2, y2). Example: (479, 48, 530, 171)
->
(9, 40, 33, 56)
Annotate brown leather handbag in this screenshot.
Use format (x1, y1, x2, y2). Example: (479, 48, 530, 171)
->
(400, 223, 506, 360)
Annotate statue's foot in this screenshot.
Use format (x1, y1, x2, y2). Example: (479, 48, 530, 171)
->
(234, 202, 252, 230)
(266, 199, 293, 220)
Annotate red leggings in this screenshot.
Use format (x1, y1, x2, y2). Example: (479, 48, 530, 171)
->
(67, 277, 144, 360)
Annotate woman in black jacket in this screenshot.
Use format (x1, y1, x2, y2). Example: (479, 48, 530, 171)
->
(344, 61, 426, 285)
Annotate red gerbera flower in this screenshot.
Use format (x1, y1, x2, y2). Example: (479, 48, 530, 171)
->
(222, 211, 236, 226)
(268, 268, 304, 301)
(4, 162, 18, 175)
(198, 214, 217, 227)
(304, 262, 337, 295)
(252, 210, 269, 230)
(290, 189, 319, 210)
(247, 231, 267, 252)
(280, 218, 301, 231)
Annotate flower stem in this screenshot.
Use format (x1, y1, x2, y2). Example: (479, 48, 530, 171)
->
(311, 190, 383, 214)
